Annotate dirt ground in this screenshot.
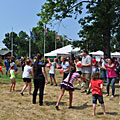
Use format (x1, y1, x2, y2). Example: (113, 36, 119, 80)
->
(0, 68, 120, 120)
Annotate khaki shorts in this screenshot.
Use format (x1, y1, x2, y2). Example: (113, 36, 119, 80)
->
(82, 73, 91, 89)
(10, 78, 16, 83)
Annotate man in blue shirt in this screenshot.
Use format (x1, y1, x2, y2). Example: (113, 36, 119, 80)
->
(4, 58, 10, 76)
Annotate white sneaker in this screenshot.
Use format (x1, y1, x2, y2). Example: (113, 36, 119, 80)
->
(81, 82, 84, 87)
(76, 83, 80, 87)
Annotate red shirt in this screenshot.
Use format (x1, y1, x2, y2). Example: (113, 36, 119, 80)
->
(90, 79, 103, 95)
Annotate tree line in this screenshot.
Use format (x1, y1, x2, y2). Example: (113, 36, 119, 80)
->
(2, 21, 71, 57)
(2, 0, 120, 58)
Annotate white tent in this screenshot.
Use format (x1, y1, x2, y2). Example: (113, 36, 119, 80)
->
(111, 52, 120, 57)
(89, 50, 104, 56)
(45, 45, 80, 57)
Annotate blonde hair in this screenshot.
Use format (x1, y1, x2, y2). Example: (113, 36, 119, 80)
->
(92, 71, 101, 80)
(61, 57, 66, 61)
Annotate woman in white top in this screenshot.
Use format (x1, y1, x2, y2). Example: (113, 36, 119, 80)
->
(20, 60, 33, 96)
(74, 57, 82, 87)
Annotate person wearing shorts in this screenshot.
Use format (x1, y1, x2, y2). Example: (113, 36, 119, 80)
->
(9, 65, 17, 92)
(89, 72, 106, 116)
(81, 50, 91, 93)
(48, 58, 57, 86)
(20, 60, 33, 96)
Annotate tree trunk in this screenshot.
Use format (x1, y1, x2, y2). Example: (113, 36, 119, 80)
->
(103, 29, 111, 58)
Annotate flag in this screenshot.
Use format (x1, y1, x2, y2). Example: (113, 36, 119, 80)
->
(56, 34, 61, 40)
(30, 31, 35, 39)
(65, 37, 72, 41)
(45, 25, 48, 36)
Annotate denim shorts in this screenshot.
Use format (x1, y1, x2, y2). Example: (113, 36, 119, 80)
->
(92, 94, 104, 104)
(49, 73, 55, 77)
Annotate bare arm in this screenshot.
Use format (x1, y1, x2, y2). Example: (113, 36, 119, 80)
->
(63, 66, 70, 73)
(105, 64, 115, 69)
(30, 69, 33, 79)
(89, 83, 91, 88)
(80, 76, 89, 81)
(82, 63, 91, 67)
(42, 67, 48, 85)
(74, 60, 77, 65)
(100, 84, 103, 89)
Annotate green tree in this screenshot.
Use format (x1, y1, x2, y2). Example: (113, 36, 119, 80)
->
(17, 31, 29, 56)
(38, 0, 120, 57)
(2, 32, 19, 55)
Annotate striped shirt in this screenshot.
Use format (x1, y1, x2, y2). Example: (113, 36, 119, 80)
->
(64, 72, 80, 85)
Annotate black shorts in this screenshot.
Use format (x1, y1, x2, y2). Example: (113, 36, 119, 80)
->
(23, 78, 31, 83)
(92, 94, 104, 104)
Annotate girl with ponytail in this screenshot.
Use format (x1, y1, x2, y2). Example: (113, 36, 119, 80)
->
(56, 65, 88, 110)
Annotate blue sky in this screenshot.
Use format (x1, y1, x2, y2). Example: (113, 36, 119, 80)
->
(0, 0, 86, 49)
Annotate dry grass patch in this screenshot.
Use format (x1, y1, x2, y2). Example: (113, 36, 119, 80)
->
(0, 67, 119, 120)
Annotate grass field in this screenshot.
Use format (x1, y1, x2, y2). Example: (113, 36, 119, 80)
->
(0, 67, 120, 120)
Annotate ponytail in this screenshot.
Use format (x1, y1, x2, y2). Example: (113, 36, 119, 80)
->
(33, 53, 42, 75)
(67, 65, 76, 84)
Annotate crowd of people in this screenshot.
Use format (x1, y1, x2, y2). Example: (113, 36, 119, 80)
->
(1, 50, 120, 116)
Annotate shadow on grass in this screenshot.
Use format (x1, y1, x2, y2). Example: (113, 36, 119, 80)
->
(74, 88, 81, 90)
(97, 112, 118, 115)
(70, 102, 92, 110)
(45, 101, 65, 106)
(102, 91, 107, 95)
(114, 94, 119, 97)
(115, 85, 120, 88)
(0, 82, 9, 84)
(16, 90, 22, 92)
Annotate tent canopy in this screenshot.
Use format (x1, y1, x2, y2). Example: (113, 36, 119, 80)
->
(111, 52, 120, 56)
(45, 45, 80, 57)
(89, 50, 104, 56)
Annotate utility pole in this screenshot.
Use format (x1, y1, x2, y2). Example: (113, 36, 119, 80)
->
(11, 27, 13, 56)
(29, 37, 31, 58)
(55, 32, 56, 49)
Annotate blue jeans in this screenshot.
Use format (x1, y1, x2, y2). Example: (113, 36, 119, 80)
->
(107, 78, 116, 96)
(101, 69, 107, 82)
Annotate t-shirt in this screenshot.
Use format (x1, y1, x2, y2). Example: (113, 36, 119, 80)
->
(10, 69, 15, 79)
(61, 61, 70, 73)
(4, 60, 10, 68)
(106, 64, 117, 78)
(90, 79, 103, 95)
(22, 65, 32, 78)
(49, 62, 56, 74)
(33, 62, 45, 79)
(81, 55, 91, 73)
(64, 72, 80, 85)
(76, 61, 82, 72)
(102, 59, 107, 68)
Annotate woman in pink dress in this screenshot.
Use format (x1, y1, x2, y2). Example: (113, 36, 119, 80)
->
(105, 58, 117, 97)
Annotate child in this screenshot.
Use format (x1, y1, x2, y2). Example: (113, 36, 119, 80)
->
(48, 58, 57, 86)
(56, 66, 88, 110)
(21, 60, 33, 96)
(0, 63, 3, 77)
(9, 65, 17, 92)
(74, 57, 82, 87)
(89, 72, 106, 116)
